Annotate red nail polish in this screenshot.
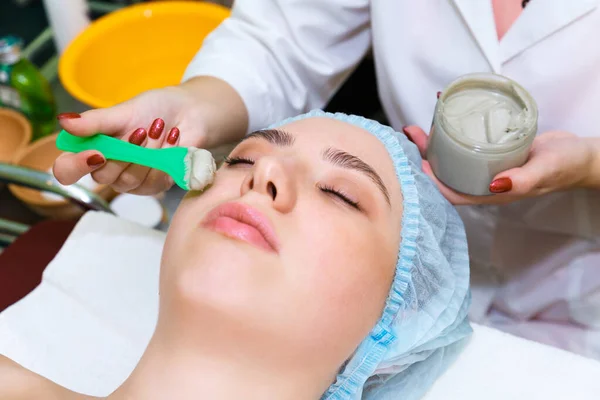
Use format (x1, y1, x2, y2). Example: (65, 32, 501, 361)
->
(148, 118, 165, 139)
(57, 112, 81, 120)
(489, 177, 513, 193)
(129, 128, 147, 145)
(87, 154, 105, 167)
(437, 91, 442, 99)
(167, 127, 180, 145)
(402, 126, 414, 143)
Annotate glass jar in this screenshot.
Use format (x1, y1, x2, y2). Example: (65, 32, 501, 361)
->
(426, 73, 538, 196)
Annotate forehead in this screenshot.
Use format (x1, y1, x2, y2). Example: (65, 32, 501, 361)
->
(281, 117, 382, 151)
(278, 117, 401, 199)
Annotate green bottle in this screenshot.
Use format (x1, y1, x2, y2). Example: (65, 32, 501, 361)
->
(0, 36, 57, 141)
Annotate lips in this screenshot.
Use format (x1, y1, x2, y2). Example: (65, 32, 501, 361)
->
(201, 202, 279, 253)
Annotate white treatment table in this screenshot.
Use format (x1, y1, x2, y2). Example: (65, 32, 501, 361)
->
(1, 212, 599, 398)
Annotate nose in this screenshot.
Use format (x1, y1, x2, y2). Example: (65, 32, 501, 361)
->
(241, 156, 297, 213)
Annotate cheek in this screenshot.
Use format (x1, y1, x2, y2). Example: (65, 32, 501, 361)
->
(283, 211, 397, 352)
(307, 237, 393, 317)
(170, 173, 241, 230)
(161, 177, 241, 277)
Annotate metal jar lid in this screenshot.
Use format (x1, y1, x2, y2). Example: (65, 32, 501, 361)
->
(0, 36, 23, 65)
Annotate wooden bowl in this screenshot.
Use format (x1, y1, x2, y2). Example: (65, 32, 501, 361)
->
(9, 133, 116, 219)
(0, 108, 31, 163)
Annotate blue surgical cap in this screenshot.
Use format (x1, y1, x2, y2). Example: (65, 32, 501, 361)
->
(270, 110, 472, 400)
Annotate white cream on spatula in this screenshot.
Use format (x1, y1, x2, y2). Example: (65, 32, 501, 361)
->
(184, 147, 217, 191)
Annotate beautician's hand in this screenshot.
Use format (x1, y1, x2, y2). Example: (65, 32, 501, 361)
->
(402, 126, 599, 205)
(53, 77, 248, 195)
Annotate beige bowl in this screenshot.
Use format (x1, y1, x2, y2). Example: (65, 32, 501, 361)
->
(0, 108, 31, 163)
(9, 133, 116, 219)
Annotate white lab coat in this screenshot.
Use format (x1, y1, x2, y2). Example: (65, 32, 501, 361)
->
(183, 0, 600, 358)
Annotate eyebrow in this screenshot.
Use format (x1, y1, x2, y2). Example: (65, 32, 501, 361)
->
(323, 147, 391, 206)
(243, 129, 295, 146)
(243, 128, 391, 206)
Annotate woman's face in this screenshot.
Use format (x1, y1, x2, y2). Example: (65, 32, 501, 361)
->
(162, 117, 402, 373)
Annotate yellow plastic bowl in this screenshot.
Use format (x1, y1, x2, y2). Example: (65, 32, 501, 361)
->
(59, 1, 230, 108)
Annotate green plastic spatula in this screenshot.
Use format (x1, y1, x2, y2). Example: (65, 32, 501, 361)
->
(56, 130, 216, 191)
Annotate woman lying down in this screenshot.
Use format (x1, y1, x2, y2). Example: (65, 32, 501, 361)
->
(0, 111, 471, 399)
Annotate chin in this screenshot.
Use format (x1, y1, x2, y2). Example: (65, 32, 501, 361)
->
(166, 230, 278, 311)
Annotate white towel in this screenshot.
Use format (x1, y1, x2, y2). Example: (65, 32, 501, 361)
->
(1, 211, 600, 398)
(0, 212, 163, 395)
(424, 324, 600, 399)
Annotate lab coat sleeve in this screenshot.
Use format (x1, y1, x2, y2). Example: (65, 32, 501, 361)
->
(182, 0, 371, 133)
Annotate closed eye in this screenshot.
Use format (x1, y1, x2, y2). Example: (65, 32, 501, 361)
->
(318, 184, 361, 210)
(223, 156, 255, 166)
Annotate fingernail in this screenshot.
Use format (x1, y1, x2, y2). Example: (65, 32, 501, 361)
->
(129, 128, 147, 145)
(437, 91, 442, 99)
(489, 177, 513, 193)
(402, 126, 414, 143)
(57, 112, 81, 120)
(87, 154, 105, 167)
(167, 127, 180, 145)
(148, 118, 165, 139)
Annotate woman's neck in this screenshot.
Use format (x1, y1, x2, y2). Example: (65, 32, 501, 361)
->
(107, 324, 329, 400)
